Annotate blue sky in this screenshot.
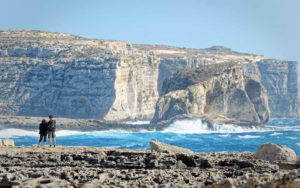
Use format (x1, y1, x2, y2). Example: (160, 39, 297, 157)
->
(1, 0, 300, 81)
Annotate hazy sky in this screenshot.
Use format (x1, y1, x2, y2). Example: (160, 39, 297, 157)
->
(1, 0, 300, 81)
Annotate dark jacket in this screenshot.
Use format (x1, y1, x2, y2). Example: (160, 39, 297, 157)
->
(39, 123, 48, 135)
(48, 120, 56, 131)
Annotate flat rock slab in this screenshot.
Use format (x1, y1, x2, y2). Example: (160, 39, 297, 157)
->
(150, 139, 194, 154)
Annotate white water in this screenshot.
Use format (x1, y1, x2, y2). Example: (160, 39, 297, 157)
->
(122, 120, 150, 125)
(0, 118, 298, 139)
(0, 118, 299, 155)
(270, 132, 283, 136)
(287, 137, 299, 140)
(0, 129, 91, 138)
(237, 135, 262, 139)
(162, 119, 274, 134)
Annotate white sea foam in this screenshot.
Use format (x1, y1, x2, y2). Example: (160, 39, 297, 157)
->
(218, 134, 230, 137)
(287, 137, 299, 140)
(266, 125, 300, 131)
(0, 129, 38, 138)
(270, 132, 283, 136)
(237, 135, 262, 139)
(122, 120, 150, 125)
(0, 128, 154, 139)
(296, 143, 300, 147)
(0, 128, 92, 138)
(162, 119, 273, 134)
(0, 118, 296, 138)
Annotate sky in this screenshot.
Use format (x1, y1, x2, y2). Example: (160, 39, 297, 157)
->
(1, 0, 300, 82)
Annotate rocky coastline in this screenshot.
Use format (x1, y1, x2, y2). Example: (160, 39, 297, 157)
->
(0, 140, 299, 187)
(0, 115, 275, 132)
(0, 115, 166, 132)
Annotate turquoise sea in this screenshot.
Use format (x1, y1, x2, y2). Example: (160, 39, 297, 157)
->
(1, 118, 299, 155)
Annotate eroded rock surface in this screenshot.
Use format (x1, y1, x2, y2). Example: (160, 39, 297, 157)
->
(0, 30, 298, 123)
(152, 63, 270, 126)
(0, 146, 292, 188)
(255, 143, 297, 162)
(136, 45, 300, 118)
(150, 139, 194, 154)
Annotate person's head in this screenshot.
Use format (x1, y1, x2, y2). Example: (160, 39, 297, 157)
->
(42, 119, 47, 124)
(49, 115, 53, 120)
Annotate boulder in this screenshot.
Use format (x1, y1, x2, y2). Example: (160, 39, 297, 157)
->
(150, 139, 193, 154)
(0, 139, 14, 147)
(255, 143, 297, 162)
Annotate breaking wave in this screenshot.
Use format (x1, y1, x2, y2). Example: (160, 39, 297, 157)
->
(0, 118, 299, 139)
(162, 119, 274, 134)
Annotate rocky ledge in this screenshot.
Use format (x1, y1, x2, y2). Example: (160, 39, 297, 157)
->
(0, 140, 299, 187)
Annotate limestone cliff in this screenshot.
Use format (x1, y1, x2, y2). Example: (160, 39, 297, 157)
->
(0, 30, 159, 121)
(0, 30, 298, 122)
(134, 45, 299, 118)
(151, 63, 270, 126)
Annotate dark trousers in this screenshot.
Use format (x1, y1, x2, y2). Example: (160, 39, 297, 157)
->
(39, 134, 47, 142)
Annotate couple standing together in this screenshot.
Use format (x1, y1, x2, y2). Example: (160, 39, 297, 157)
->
(38, 115, 57, 147)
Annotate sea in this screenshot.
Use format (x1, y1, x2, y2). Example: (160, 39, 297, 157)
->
(0, 118, 299, 155)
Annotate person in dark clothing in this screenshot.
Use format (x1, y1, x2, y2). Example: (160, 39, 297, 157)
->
(48, 115, 56, 147)
(38, 119, 48, 146)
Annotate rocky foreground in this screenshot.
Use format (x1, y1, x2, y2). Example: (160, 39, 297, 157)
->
(0, 140, 299, 188)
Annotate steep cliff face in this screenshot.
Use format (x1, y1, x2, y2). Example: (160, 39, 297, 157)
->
(257, 60, 299, 118)
(0, 30, 298, 122)
(135, 45, 299, 118)
(0, 30, 159, 120)
(134, 45, 265, 96)
(151, 63, 270, 125)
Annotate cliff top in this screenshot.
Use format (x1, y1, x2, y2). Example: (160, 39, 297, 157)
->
(161, 62, 242, 94)
(0, 30, 264, 61)
(0, 30, 84, 40)
(170, 62, 239, 83)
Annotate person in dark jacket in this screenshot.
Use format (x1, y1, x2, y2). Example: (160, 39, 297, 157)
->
(48, 115, 56, 147)
(38, 119, 48, 146)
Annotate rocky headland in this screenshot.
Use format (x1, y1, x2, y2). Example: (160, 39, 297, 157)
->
(152, 63, 269, 126)
(0, 30, 299, 128)
(0, 140, 299, 187)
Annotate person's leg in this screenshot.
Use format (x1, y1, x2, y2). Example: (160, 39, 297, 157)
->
(43, 135, 46, 145)
(53, 138, 56, 147)
(48, 133, 52, 147)
(53, 132, 56, 147)
(38, 134, 43, 146)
